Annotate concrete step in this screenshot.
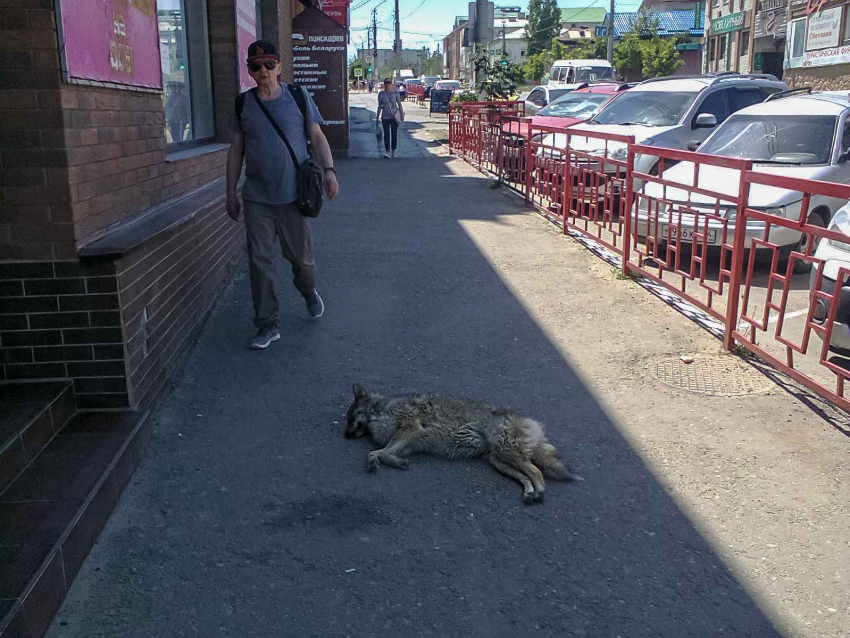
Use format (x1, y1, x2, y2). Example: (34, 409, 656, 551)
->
(0, 382, 76, 495)
(0, 409, 151, 638)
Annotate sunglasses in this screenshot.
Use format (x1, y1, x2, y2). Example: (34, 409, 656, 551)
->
(249, 60, 278, 72)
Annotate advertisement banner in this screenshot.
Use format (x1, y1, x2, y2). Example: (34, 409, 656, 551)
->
(806, 6, 842, 50)
(803, 42, 850, 65)
(754, 8, 788, 38)
(317, 0, 350, 27)
(710, 11, 745, 35)
(58, 0, 162, 89)
(235, 0, 259, 92)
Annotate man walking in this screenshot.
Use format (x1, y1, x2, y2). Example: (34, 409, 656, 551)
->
(227, 40, 339, 349)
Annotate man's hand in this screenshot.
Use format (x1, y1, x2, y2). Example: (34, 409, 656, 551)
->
(324, 171, 339, 200)
(226, 194, 241, 221)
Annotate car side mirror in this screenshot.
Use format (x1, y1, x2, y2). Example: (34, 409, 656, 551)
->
(694, 113, 717, 129)
(687, 140, 701, 152)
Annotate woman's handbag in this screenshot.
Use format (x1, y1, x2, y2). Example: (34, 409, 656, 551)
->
(253, 87, 324, 218)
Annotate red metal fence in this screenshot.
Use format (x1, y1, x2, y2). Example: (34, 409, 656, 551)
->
(406, 83, 425, 105)
(449, 102, 850, 413)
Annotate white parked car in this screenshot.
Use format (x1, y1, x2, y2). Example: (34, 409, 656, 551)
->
(538, 73, 787, 188)
(636, 89, 850, 273)
(434, 80, 461, 91)
(810, 203, 850, 354)
(523, 84, 584, 116)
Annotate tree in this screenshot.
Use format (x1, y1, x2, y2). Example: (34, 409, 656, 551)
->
(641, 38, 684, 78)
(612, 10, 684, 79)
(474, 52, 525, 100)
(525, 0, 562, 57)
(566, 37, 608, 61)
(349, 61, 366, 81)
(522, 36, 568, 81)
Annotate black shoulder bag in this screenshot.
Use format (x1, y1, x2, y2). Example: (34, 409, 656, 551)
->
(251, 85, 324, 218)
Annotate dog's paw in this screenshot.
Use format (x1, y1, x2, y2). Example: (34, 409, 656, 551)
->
(366, 452, 381, 473)
(522, 491, 535, 505)
(534, 490, 545, 503)
(398, 458, 410, 470)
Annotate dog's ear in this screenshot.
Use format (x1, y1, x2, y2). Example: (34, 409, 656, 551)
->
(352, 383, 366, 399)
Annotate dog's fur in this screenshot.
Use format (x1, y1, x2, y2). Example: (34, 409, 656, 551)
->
(345, 384, 582, 503)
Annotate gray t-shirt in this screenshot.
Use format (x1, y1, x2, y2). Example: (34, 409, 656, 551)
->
(232, 85, 323, 205)
(377, 90, 403, 120)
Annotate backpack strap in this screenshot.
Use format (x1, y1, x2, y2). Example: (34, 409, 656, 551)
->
(287, 84, 312, 152)
(235, 91, 247, 124)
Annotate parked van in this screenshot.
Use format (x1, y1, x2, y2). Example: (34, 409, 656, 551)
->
(549, 59, 615, 85)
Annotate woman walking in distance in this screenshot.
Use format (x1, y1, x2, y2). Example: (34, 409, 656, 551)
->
(375, 78, 404, 159)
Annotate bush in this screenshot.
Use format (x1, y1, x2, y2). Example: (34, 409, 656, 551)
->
(452, 90, 479, 103)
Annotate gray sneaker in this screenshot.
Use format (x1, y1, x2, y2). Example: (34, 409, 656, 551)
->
(306, 290, 324, 318)
(249, 325, 280, 349)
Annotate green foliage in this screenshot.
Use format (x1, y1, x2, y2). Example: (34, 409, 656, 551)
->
(452, 90, 480, 102)
(612, 10, 684, 79)
(522, 37, 568, 81)
(422, 52, 443, 76)
(525, 0, 562, 56)
(641, 38, 685, 78)
(566, 37, 608, 61)
(474, 53, 525, 100)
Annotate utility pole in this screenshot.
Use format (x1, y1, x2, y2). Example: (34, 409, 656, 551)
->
(372, 8, 378, 79)
(474, 0, 489, 86)
(393, 0, 401, 80)
(607, 0, 614, 63)
(501, 26, 506, 55)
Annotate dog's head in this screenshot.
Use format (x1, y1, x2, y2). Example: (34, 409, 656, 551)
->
(345, 383, 372, 439)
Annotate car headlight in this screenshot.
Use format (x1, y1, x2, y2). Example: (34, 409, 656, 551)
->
(828, 207, 850, 252)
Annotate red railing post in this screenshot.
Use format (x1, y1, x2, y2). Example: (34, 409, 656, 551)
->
(723, 160, 754, 351)
(525, 121, 533, 205)
(448, 106, 454, 154)
(621, 139, 636, 276)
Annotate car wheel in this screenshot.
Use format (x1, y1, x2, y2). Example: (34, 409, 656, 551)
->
(791, 209, 828, 275)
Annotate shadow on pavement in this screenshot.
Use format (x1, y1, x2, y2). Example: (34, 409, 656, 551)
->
(48, 125, 784, 637)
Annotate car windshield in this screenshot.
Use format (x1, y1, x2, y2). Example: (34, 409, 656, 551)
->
(423, 77, 440, 86)
(538, 92, 609, 118)
(574, 66, 615, 82)
(698, 115, 837, 165)
(591, 90, 698, 126)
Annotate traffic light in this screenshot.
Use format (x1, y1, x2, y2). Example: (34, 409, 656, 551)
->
(368, 65, 372, 72)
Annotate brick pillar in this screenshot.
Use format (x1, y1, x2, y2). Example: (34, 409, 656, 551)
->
(0, 0, 74, 261)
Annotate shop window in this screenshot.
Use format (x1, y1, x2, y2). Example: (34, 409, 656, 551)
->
(709, 37, 716, 61)
(787, 18, 806, 66)
(740, 31, 749, 57)
(158, 0, 214, 145)
(844, 9, 850, 44)
(719, 34, 727, 60)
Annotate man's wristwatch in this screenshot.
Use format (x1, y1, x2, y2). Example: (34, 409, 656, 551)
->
(324, 167, 337, 176)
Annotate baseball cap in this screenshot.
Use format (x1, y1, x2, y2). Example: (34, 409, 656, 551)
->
(247, 40, 278, 63)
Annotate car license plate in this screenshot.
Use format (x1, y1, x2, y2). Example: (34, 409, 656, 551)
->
(660, 224, 717, 244)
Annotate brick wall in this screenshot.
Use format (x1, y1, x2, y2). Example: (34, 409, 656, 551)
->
(116, 193, 241, 410)
(0, 0, 72, 262)
(0, 260, 126, 408)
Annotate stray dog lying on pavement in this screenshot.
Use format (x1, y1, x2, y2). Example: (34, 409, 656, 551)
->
(345, 384, 583, 503)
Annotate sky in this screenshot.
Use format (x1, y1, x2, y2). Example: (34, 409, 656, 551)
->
(348, 0, 643, 54)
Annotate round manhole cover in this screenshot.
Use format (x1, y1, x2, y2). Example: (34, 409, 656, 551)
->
(654, 355, 775, 397)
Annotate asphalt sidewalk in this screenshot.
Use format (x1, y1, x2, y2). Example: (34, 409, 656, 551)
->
(47, 94, 850, 638)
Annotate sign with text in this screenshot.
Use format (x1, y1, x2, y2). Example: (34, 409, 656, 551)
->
(755, 0, 788, 38)
(317, 0, 350, 27)
(803, 42, 850, 65)
(429, 89, 452, 114)
(806, 6, 842, 50)
(292, 8, 349, 151)
(58, 0, 162, 88)
(235, 0, 260, 92)
(710, 11, 745, 35)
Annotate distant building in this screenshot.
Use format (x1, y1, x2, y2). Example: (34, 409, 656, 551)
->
(614, 9, 706, 80)
(356, 48, 428, 75)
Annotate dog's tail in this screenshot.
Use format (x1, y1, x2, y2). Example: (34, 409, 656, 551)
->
(532, 442, 584, 482)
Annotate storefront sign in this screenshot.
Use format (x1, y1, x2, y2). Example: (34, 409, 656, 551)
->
(806, 6, 842, 50)
(754, 0, 788, 38)
(710, 11, 745, 35)
(317, 0, 350, 27)
(801, 42, 850, 65)
(235, 0, 260, 92)
(754, 51, 765, 68)
(292, 8, 349, 151)
(57, 0, 162, 88)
